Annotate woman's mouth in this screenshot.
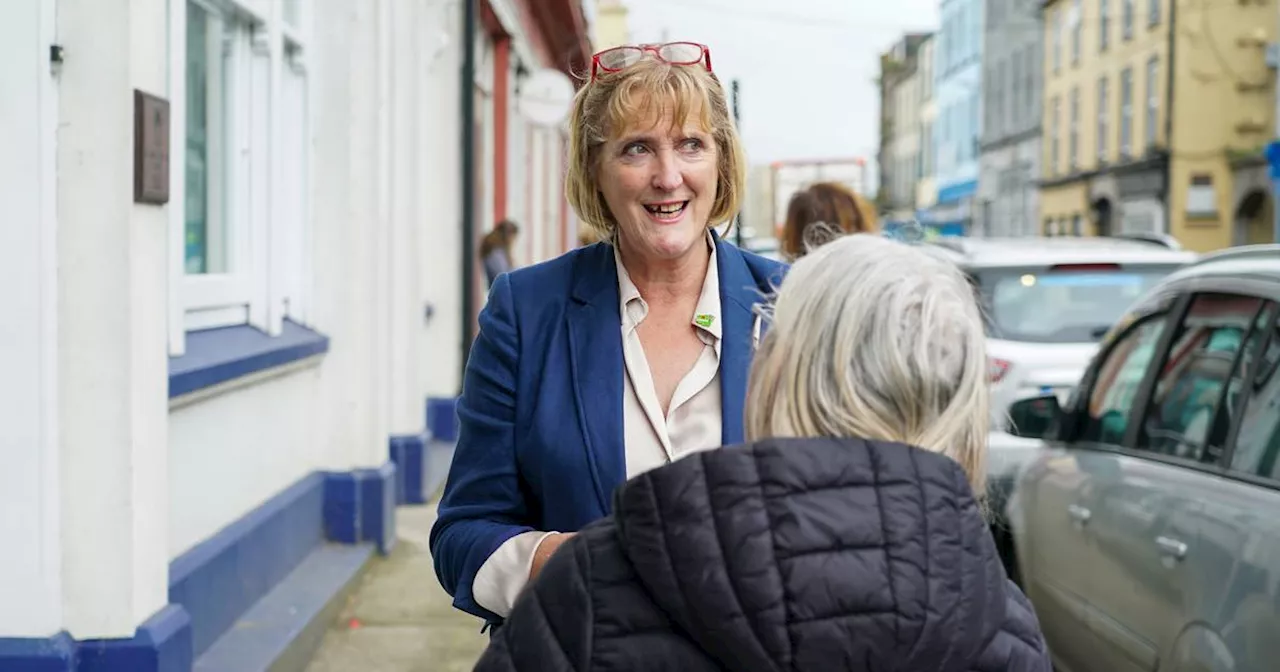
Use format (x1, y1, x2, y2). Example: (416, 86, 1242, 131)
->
(643, 201, 688, 223)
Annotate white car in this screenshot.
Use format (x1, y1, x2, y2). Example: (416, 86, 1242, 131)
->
(926, 235, 1198, 428)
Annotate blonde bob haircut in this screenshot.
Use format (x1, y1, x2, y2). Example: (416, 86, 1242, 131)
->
(565, 56, 747, 241)
(744, 233, 991, 495)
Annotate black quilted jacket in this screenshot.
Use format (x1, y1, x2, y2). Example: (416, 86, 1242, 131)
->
(474, 437, 1052, 672)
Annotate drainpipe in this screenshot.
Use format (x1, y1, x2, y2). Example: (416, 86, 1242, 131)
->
(1163, 0, 1176, 236)
(460, 0, 477, 389)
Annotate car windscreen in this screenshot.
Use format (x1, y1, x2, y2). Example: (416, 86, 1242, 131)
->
(971, 263, 1180, 344)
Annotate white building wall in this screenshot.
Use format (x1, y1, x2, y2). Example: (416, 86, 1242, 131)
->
(1, 0, 581, 642)
(1, 0, 480, 639)
(0, 0, 61, 639)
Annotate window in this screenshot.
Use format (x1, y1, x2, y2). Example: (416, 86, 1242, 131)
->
(1053, 8, 1063, 73)
(171, 0, 312, 350)
(1145, 56, 1159, 148)
(1229, 311, 1280, 479)
(1010, 57, 1022, 130)
(1050, 95, 1060, 174)
(994, 61, 1005, 136)
(1187, 174, 1217, 216)
(1072, 214, 1083, 236)
(1024, 45, 1035, 124)
(1069, 86, 1079, 170)
(1149, 0, 1161, 26)
(1138, 296, 1274, 463)
(185, 2, 230, 276)
(1081, 317, 1170, 445)
(973, 264, 1179, 344)
(1097, 76, 1110, 163)
(1120, 67, 1133, 159)
(1100, 0, 1111, 51)
(1071, 0, 1082, 64)
(1123, 0, 1134, 40)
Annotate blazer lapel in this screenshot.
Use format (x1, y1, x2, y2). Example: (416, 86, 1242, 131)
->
(715, 239, 762, 446)
(565, 244, 627, 513)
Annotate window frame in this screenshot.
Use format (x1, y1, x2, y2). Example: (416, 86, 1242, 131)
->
(168, 0, 312, 356)
(1132, 293, 1272, 462)
(1221, 293, 1280, 482)
(1145, 56, 1159, 148)
(1119, 66, 1133, 159)
(1097, 75, 1110, 164)
(1058, 276, 1280, 491)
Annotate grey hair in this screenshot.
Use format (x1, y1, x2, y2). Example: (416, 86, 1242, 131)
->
(745, 233, 991, 495)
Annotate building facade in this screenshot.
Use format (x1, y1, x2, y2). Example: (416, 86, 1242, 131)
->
(916, 35, 940, 214)
(592, 0, 631, 51)
(977, 0, 1042, 237)
(930, 0, 984, 236)
(1039, 0, 1275, 250)
(0, 0, 589, 668)
(878, 34, 932, 224)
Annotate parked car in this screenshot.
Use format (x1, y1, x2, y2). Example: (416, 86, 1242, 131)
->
(925, 235, 1198, 428)
(1004, 244, 1280, 672)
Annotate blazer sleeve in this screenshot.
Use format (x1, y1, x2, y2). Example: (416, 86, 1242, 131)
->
(473, 533, 594, 672)
(430, 272, 538, 622)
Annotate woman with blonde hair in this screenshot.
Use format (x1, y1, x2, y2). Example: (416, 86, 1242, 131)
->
(780, 180, 878, 260)
(431, 42, 785, 629)
(474, 233, 1052, 671)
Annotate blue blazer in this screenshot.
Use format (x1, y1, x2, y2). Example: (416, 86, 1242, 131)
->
(429, 236, 787, 623)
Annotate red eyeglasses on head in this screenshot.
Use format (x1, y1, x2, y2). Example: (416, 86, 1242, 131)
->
(590, 41, 713, 82)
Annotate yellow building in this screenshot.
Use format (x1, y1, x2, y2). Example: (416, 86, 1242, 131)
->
(593, 0, 630, 52)
(1039, 0, 1275, 251)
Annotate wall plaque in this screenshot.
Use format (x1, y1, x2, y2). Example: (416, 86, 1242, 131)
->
(133, 89, 170, 205)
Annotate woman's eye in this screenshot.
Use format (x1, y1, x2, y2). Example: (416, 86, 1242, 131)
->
(622, 143, 648, 156)
(680, 138, 705, 151)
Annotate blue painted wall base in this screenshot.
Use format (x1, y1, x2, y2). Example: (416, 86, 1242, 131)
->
(389, 433, 429, 505)
(0, 632, 77, 672)
(78, 606, 192, 672)
(323, 463, 397, 555)
(0, 607, 191, 672)
(426, 396, 459, 442)
(0, 460, 397, 671)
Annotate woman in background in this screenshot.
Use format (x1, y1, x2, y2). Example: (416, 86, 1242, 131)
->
(779, 181, 878, 260)
(479, 219, 519, 287)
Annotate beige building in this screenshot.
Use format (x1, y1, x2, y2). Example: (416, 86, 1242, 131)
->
(1039, 0, 1275, 250)
(593, 0, 630, 51)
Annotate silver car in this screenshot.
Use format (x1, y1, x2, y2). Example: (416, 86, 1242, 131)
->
(1004, 245, 1280, 672)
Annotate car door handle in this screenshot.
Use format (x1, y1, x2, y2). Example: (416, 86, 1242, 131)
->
(1067, 504, 1092, 525)
(1155, 536, 1188, 561)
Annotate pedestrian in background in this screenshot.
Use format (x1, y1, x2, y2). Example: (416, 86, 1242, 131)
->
(430, 40, 785, 630)
(780, 181, 878, 260)
(473, 233, 1052, 672)
(479, 219, 519, 288)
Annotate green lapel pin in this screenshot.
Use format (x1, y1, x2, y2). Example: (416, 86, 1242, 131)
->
(694, 314, 715, 328)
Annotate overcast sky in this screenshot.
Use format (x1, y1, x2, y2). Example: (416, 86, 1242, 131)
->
(601, 0, 940, 168)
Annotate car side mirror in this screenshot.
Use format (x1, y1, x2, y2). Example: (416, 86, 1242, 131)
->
(1007, 395, 1063, 440)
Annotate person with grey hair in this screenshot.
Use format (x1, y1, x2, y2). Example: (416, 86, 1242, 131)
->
(472, 234, 1052, 671)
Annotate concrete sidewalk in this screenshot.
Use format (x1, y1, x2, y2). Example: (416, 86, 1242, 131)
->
(305, 502, 489, 672)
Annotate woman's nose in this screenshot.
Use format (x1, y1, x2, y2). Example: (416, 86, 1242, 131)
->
(650, 150, 684, 191)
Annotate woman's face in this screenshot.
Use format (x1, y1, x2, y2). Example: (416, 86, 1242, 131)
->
(597, 101, 719, 264)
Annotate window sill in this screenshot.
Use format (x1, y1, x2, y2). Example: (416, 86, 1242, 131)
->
(169, 319, 330, 403)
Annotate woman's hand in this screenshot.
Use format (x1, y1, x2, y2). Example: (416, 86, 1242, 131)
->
(530, 532, 577, 580)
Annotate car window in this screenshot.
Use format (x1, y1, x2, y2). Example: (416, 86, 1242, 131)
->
(1079, 316, 1170, 445)
(1229, 310, 1280, 479)
(972, 264, 1180, 343)
(1136, 294, 1271, 463)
